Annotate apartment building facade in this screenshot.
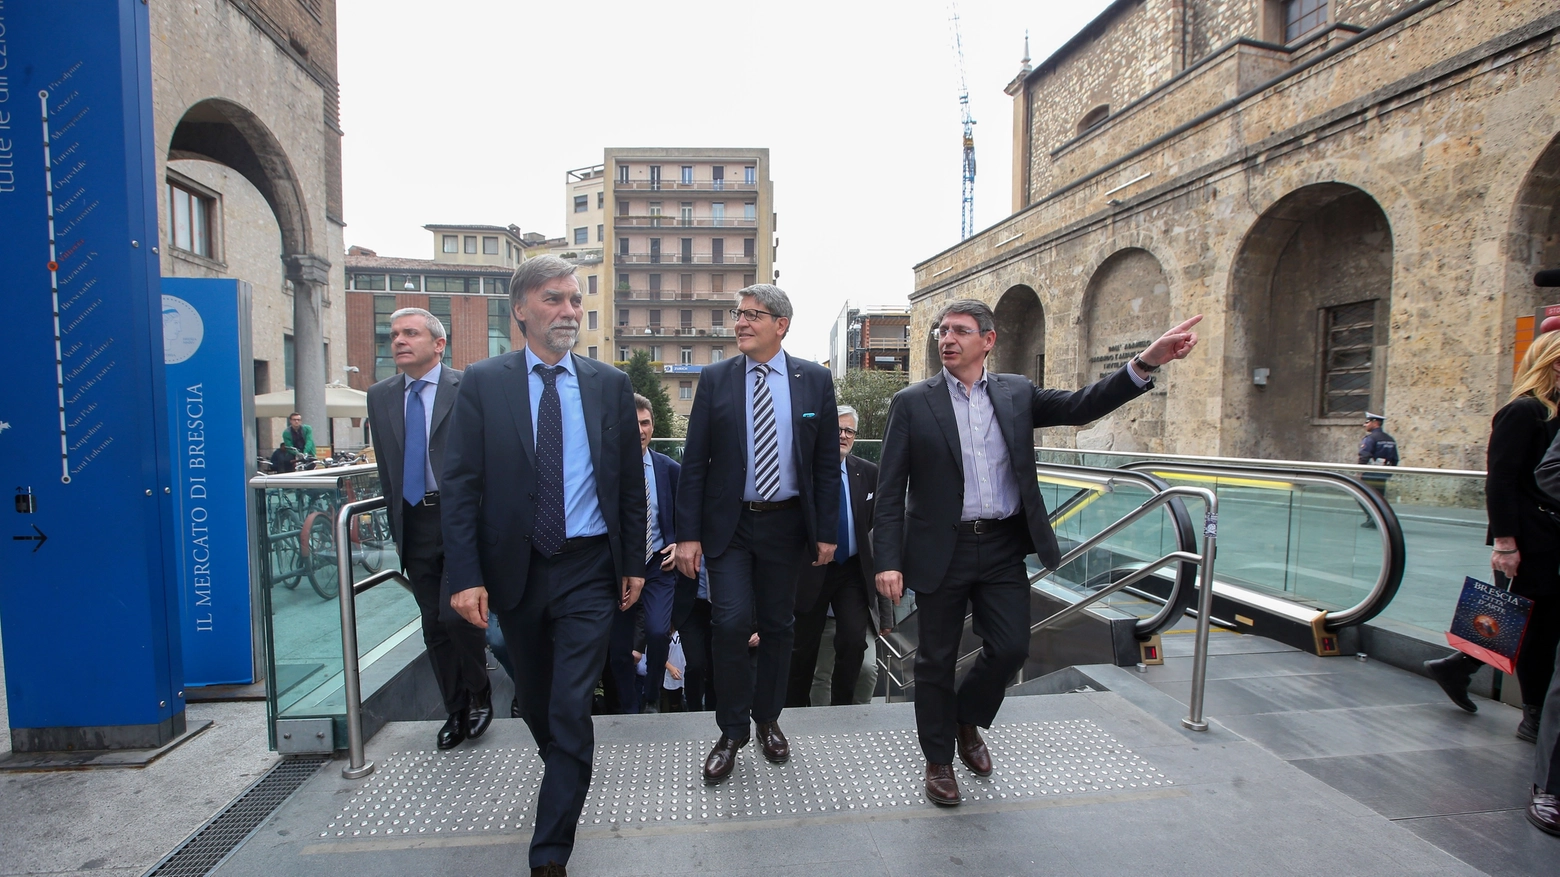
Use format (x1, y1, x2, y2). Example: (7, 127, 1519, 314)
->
(603, 148, 776, 415)
(565, 166, 611, 361)
(829, 303, 913, 379)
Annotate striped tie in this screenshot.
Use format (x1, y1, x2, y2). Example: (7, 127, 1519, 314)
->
(752, 364, 780, 500)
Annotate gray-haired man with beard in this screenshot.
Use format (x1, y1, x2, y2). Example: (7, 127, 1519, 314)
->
(443, 255, 646, 877)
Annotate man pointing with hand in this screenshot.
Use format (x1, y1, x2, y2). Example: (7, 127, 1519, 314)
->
(873, 299, 1200, 807)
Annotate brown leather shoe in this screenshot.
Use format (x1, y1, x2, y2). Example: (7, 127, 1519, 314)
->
(956, 723, 992, 776)
(757, 720, 790, 763)
(925, 762, 960, 805)
(1529, 786, 1560, 837)
(703, 734, 748, 783)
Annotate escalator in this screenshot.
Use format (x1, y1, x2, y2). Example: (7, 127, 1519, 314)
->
(877, 457, 1408, 701)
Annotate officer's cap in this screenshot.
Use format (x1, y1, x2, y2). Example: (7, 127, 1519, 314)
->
(1364, 412, 1386, 422)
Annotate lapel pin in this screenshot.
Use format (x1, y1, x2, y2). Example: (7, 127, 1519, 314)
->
(803, 412, 816, 418)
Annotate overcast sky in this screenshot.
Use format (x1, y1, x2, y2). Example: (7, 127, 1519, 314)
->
(337, 0, 1115, 361)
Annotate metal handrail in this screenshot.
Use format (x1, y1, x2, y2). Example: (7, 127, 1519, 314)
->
(1119, 461, 1406, 629)
(335, 496, 410, 779)
(1037, 445, 1485, 479)
(878, 484, 1221, 731)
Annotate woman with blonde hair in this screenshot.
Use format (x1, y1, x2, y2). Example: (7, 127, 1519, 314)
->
(1426, 331, 1560, 741)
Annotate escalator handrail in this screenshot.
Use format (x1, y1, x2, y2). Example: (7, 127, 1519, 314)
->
(1117, 461, 1407, 630)
(1033, 462, 1201, 638)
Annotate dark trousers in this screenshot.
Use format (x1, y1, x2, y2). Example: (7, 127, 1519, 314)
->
(494, 542, 616, 869)
(607, 560, 676, 713)
(1514, 589, 1560, 706)
(680, 598, 716, 712)
(707, 504, 808, 739)
(402, 501, 488, 715)
(912, 519, 1030, 764)
(787, 556, 871, 707)
(1536, 628, 1560, 791)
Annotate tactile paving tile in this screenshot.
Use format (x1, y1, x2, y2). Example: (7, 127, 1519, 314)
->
(320, 719, 1169, 838)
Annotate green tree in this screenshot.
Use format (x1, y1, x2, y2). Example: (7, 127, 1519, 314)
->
(834, 369, 909, 440)
(623, 349, 677, 437)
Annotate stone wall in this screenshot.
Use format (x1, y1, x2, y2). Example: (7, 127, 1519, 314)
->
(913, 0, 1560, 470)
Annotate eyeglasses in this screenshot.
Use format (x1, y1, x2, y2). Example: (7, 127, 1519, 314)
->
(839, 427, 858, 437)
(934, 324, 984, 338)
(730, 308, 777, 322)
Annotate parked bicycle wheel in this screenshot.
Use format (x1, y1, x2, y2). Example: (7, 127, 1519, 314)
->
(302, 511, 340, 600)
(272, 506, 302, 589)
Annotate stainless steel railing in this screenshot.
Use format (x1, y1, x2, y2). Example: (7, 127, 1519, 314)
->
(334, 496, 410, 779)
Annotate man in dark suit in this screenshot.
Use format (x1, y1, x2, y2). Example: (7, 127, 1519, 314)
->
(443, 255, 646, 877)
(365, 308, 490, 751)
(1529, 428, 1560, 838)
(787, 404, 884, 707)
(606, 394, 681, 713)
(874, 298, 1200, 806)
(676, 284, 840, 783)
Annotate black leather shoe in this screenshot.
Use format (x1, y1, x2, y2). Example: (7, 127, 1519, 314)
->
(1527, 786, 1560, 837)
(756, 721, 789, 763)
(436, 712, 467, 750)
(1518, 705, 1541, 743)
(925, 762, 960, 805)
(1424, 653, 1479, 713)
(510, 696, 521, 719)
(703, 734, 748, 783)
(956, 723, 993, 776)
(467, 690, 494, 740)
(530, 862, 567, 877)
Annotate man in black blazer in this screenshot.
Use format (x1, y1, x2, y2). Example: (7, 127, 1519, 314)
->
(676, 284, 839, 783)
(443, 256, 645, 877)
(1529, 426, 1560, 837)
(365, 308, 490, 751)
(605, 393, 682, 713)
(787, 405, 883, 707)
(874, 298, 1200, 806)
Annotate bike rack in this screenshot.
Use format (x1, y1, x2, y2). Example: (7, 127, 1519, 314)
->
(878, 483, 1222, 731)
(334, 496, 410, 779)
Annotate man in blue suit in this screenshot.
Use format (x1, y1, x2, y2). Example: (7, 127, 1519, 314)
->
(443, 255, 645, 877)
(676, 284, 840, 783)
(606, 394, 681, 713)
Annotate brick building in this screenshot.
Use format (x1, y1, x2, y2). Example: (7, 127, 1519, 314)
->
(911, 0, 1560, 468)
(151, 0, 348, 451)
(829, 303, 912, 378)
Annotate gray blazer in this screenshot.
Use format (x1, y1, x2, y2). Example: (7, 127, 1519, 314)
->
(366, 365, 461, 552)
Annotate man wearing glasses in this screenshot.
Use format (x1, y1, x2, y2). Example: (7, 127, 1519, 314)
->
(676, 285, 840, 783)
(874, 298, 1200, 806)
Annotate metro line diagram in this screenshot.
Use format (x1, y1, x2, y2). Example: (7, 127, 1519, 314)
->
(41, 89, 72, 484)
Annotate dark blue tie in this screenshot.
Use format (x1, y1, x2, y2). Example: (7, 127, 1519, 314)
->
(835, 467, 852, 563)
(403, 379, 429, 504)
(534, 364, 567, 556)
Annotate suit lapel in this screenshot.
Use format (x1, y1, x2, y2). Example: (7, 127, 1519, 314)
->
(785, 351, 807, 472)
(576, 354, 605, 473)
(987, 373, 1019, 458)
(430, 368, 459, 436)
(729, 356, 749, 459)
(382, 379, 406, 462)
(923, 373, 963, 475)
(500, 351, 535, 466)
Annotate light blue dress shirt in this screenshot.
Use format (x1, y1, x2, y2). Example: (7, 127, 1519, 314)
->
(403, 362, 441, 492)
(742, 351, 797, 502)
(525, 347, 607, 538)
(838, 458, 854, 558)
(643, 449, 663, 554)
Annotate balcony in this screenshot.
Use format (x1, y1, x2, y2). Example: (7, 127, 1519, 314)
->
(613, 179, 759, 193)
(620, 326, 736, 337)
(614, 216, 759, 229)
(866, 338, 912, 349)
(616, 290, 738, 302)
(616, 253, 758, 266)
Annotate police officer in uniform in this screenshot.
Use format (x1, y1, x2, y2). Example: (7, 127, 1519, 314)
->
(1358, 412, 1398, 528)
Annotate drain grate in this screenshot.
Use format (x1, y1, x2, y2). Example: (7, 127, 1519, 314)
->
(143, 755, 328, 877)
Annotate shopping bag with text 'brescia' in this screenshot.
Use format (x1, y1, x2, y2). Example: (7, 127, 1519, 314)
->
(1446, 576, 1533, 675)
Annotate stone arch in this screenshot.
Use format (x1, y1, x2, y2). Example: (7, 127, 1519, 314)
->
(1074, 248, 1170, 451)
(1503, 131, 1560, 385)
(1223, 183, 1394, 461)
(168, 98, 313, 257)
(992, 285, 1046, 384)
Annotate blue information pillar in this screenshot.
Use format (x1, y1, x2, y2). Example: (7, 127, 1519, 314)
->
(0, 1, 185, 751)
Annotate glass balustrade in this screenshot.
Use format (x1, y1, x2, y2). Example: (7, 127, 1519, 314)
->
(251, 464, 420, 748)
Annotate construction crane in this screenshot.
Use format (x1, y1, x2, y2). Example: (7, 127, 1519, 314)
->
(950, 2, 977, 239)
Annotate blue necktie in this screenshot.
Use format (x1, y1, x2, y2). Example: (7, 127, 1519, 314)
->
(403, 379, 429, 505)
(835, 467, 851, 564)
(534, 364, 567, 556)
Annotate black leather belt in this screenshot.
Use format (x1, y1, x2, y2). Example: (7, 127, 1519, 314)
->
(742, 497, 800, 512)
(957, 516, 1019, 535)
(555, 534, 608, 555)
(407, 491, 440, 508)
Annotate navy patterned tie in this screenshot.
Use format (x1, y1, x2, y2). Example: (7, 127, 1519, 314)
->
(752, 364, 780, 499)
(403, 379, 429, 504)
(534, 364, 567, 556)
